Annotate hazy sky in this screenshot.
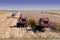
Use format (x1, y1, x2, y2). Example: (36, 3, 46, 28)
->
(0, 0, 60, 10)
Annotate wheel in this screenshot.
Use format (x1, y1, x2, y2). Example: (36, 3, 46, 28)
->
(17, 23, 21, 27)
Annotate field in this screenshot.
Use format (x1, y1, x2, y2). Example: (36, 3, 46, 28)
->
(0, 10, 60, 40)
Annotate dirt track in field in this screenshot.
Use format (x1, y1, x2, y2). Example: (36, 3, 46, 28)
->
(0, 11, 60, 38)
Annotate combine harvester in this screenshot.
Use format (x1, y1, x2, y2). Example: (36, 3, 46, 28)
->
(29, 18, 56, 32)
(7, 12, 28, 28)
(39, 18, 56, 31)
(16, 13, 28, 27)
(7, 12, 29, 37)
(38, 18, 56, 32)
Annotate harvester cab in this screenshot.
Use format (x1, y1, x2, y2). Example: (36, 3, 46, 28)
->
(39, 18, 51, 28)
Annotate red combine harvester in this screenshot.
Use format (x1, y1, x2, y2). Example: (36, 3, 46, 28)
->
(38, 18, 56, 32)
(27, 17, 56, 32)
(7, 12, 28, 27)
(17, 14, 28, 27)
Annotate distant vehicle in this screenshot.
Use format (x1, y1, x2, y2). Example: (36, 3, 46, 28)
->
(41, 11, 43, 13)
(12, 12, 16, 17)
(7, 12, 16, 18)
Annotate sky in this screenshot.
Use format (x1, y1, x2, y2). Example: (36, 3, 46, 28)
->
(0, 0, 60, 10)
